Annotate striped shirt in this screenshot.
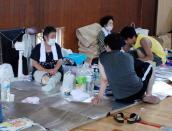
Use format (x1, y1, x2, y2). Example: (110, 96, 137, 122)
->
(97, 28, 111, 54)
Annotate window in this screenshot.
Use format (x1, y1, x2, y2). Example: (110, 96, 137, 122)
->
(56, 27, 65, 47)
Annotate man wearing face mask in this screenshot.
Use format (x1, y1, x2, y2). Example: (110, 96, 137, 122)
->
(30, 26, 63, 92)
(97, 16, 114, 54)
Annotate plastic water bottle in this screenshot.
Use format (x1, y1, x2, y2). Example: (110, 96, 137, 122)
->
(0, 104, 3, 123)
(86, 75, 94, 96)
(1, 80, 11, 102)
(165, 48, 168, 57)
(95, 68, 99, 80)
(92, 64, 99, 81)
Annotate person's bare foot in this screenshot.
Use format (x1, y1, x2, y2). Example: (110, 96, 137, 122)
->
(142, 95, 160, 104)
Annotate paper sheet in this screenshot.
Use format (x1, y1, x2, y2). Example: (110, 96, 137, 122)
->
(155, 66, 172, 81)
(152, 81, 172, 100)
(22, 97, 40, 104)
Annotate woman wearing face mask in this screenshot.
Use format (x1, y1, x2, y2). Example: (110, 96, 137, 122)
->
(30, 26, 63, 92)
(97, 16, 114, 54)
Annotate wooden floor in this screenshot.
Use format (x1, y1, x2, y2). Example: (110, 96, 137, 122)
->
(72, 97, 172, 131)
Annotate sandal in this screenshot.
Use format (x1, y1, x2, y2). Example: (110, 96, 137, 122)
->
(127, 113, 141, 124)
(114, 112, 125, 123)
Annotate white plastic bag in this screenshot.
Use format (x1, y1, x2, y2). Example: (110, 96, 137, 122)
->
(71, 89, 90, 101)
(135, 28, 149, 36)
(61, 71, 75, 95)
(131, 23, 149, 36)
(61, 48, 73, 57)
(0, 64, 14, 83)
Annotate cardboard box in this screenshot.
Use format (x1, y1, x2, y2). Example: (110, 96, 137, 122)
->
(158, 33, 172, 49)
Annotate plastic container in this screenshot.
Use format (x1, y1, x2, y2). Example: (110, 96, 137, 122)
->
(86, 75, 94, 96)
(61, 71, 75, 97)
(0, 104, 3, 123)
(91, 64, 100, 86)
(1, 80, 11, 102)
(165, 48, 168, 56)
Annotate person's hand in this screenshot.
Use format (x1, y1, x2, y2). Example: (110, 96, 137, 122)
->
(50, 69, 57, 76)
(44, 69, 51, 74)
(91, 95, 102, 105)
(44, 68, 57, 76)
(44, 69, 54, 75)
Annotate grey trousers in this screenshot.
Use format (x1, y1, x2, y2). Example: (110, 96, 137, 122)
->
(33, 71, 61, 85)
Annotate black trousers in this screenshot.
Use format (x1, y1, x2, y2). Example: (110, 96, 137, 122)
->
(129, 48, 162, 66)
(117, 60, 153, 103)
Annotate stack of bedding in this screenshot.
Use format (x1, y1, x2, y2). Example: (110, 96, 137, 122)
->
(76, 23, 101, 59)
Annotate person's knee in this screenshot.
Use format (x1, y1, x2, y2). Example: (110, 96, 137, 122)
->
(49, 72, 62, 84)
(55, 72, 62, 80)
(33, 71, 49, 84)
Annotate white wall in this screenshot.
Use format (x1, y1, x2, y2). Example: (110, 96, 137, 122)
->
(156, 0, 172, 35)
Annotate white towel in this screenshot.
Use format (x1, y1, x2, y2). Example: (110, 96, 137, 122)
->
(40, 41, 58, 62)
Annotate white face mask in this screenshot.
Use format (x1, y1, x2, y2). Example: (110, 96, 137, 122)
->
(48, 38, 56, 46)
(105, 26, 113, 31)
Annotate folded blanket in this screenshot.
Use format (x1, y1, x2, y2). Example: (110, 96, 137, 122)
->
(78, 41, 98, 48)
(78, 41, 99, 58)
(78, 40, 98, 48)
(76, 23, 101, 48)
(78, 48, 99, 58)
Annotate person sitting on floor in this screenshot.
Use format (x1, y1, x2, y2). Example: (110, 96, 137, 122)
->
(92, 33, 160, 105)
(30, 26, 63, 92)
(120, 26, 166, 66)
(97, 15, 114, 54)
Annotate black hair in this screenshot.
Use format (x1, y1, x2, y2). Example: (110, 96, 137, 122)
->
(99, 15, 114, 27)
(104, 33, 125, 50)
(120, 26, 137, 40)
(43, 26, 56, 40)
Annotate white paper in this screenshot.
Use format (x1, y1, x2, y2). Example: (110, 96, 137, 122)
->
(71, 89, 90, 101)
(22, 96, 40, 104)
(152, 81, 172, 100)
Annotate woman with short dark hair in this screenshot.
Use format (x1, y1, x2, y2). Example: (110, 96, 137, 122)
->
(97, 15, 114, 54)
